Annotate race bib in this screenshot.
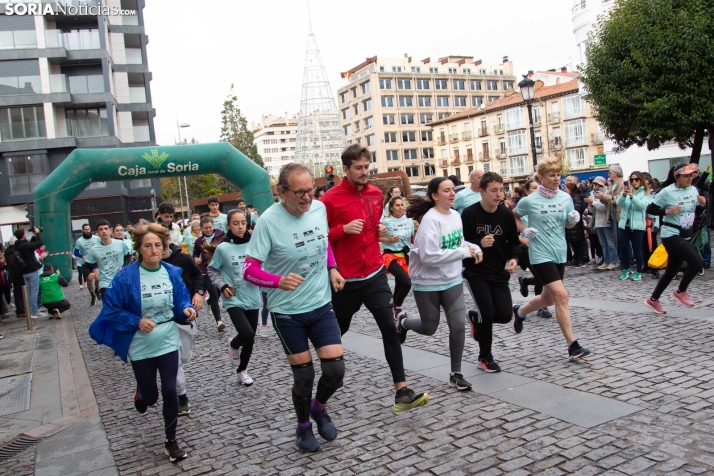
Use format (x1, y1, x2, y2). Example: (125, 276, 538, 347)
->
(679, 212, 694, 228)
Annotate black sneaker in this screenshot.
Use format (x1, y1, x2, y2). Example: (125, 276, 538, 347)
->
(518, 276, 529, 298)
(477, 357, 501, 373)
(512, 305, 524, 334)
(568, 340, 591, 361)
(448, 373, 473, 391)
(393, 387, 430, 412)
(133, 387, 147, 414)
(178, 395, 190, 416)
(466, 308, 479, 341)
(537, 308, 552, 318)
(90, 293, 96, 306)
(310, 405, 337, 441)
(397, 315, 408, 344)
(295, 423, 320, 452)
(95, 290, 102, 301)
(164, 439, 188, 462)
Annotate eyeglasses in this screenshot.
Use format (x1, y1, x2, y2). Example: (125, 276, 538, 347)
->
(285, 186, 317, 199)
(629, 177, 640, 182)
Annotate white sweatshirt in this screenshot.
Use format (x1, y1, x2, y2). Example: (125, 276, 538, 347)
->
(409, 207, 480, 287)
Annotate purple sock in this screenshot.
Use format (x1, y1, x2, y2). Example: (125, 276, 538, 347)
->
(311, 399, 325, 412)
(298, 421, 311, 428)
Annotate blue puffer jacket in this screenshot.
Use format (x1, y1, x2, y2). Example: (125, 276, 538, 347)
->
(88, 261, 193, 363)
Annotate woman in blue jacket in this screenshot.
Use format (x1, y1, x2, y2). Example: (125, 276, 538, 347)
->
(89, 223, 195, 463)
(615, 171, 652, 281)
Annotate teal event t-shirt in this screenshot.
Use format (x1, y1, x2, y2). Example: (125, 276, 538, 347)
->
(653, 184, 700, 239)
(212, 213, 228, 233)
(209, 241, 261, 310)
(84, 239, 129, 288)
(74, 235, 101, 266)
(454, 188, 482, 215)
(380, 215, 414, 252)
(515, 191, 574, 265)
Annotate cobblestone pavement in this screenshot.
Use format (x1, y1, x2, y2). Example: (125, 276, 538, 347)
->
(5, 265, 714, 475)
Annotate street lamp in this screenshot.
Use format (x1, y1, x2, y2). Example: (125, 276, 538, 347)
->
(176, 122, 190, 144)
(518, 75, 538, 169)
(175, 121, 191, 223)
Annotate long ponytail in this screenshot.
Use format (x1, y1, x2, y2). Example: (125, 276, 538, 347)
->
(407, 177, 449, 223)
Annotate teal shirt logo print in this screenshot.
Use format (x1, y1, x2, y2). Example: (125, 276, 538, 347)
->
(142, 149, 170, 169)
(442, 230, 463, 250)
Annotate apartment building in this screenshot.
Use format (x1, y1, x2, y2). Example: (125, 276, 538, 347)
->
(428, 77, 605, 186)
(336, 55, 516, 185)
(0, 0, 157, 239)
(252, 113, 298, 178)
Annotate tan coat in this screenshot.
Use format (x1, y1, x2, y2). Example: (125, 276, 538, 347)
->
(600, 179, 624, 223)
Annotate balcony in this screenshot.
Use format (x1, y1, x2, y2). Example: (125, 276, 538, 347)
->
(535, 144, 543, 154)
(440, 159, 449, 168)
(549, 140, 563, 151)
(451, 157, 461, 166)
(0, 75, 42, 96)
(548, 113, 561, 123)
(462, 131, 472, 141)
(590, 132, 605, 145)
(534, 117, 541, 127)
(493, 125, 505, 135)
(479, 151, 490, 162)
(450, 134, 459, 143)
(0, 30, 37, 50)
(494, 149, 506, 159)
(465, 152, 474, 163)
(478, 127, 488, 137)
(436, 135, 447, 146)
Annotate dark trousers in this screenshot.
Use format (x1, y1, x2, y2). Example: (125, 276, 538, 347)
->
(261, 292, 268, 326)
(12, 284, 25, 316)
(465, 272, 512, 359)
(651, 235, 703, 300)
(569, 240, 586, 265)
(331, 268, 406, 383)
(42, 299, 71, 313)
(387, 260, 411, 307)
(202, 274, 221, 322)
(226, 307, 259, 372)
(619, 227, 645, 273)
(1, 281, 11, 306)
(589, 231, 603, 260)
(130, 350, 180, 440)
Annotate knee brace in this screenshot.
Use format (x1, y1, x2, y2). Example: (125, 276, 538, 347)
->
(290, 361, 315, 398)
(316, 356, 345, 404)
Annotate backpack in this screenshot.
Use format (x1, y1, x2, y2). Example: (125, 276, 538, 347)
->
(7, 249, 27, 273)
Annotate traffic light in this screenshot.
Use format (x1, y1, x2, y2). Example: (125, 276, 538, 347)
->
(325, 165, 335, 190)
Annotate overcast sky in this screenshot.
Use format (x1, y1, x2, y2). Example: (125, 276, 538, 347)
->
(143, 0, 577, 146)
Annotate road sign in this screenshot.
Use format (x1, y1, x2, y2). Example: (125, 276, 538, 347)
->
(594, 154, 607, 166)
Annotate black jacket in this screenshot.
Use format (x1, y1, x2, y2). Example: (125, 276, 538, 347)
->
(15, 233, 44, 274)
(566, 193, 586, 244)
(4, 245, 26, 285)
(163, 244, 204, 296)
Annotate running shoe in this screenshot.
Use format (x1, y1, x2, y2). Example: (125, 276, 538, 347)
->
(52, 309, 62, 319)
(537, 308, 552, 318)
(619, 270, 632, 280)
(310, 404, 337, 441)
(260, 324, 269, 338)
(164, 439, 188, 462)
(90, 293, 96, 306)
(572, 263, 584, 269)
(295, 423, 320, 452)
(672, 289, 694, 308)
(95, 289, 102, 301)
(477, 357, 501, 373)
(568, 340, 590, 360)
(227, 340, 241, 367)
(37, 310, 47, 318)
(448, 373, 473, 391)
(393, 387, 430, 412)
(518, 276, 529, 297)
(216, 320, 226, 332)
(512, 305, 524, 334)
(397, 314, 408, 344)
(631, 272, 642, 281)
(178, 395, 190, 416)
(466, 308, 479, 341)
(79, 284, 84, 289)
(237, 370, 254, 386)
(644, 297, 666, 314)
(698, 269, 704, 277)
(133, 387, 147, 414)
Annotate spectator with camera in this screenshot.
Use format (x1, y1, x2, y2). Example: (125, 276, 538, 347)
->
(586, 177, 619, 270)
(15, 227, 46, 319)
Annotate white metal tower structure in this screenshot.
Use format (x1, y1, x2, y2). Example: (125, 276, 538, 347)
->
(295, 20, 345, 175)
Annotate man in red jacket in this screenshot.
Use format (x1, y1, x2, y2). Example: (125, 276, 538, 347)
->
(322, 144, 429, 413)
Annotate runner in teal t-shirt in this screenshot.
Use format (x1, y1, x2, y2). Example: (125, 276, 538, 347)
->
(207, 196, 227, 232)
(379, 196, 415, 319)
(74, 224, 101, 302)
(84, 220, 130, 297)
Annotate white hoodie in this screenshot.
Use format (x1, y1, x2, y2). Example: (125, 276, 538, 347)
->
(409, 207, 480, 287)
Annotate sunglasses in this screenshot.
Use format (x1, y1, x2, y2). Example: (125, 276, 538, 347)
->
(629, 177, 640, 182)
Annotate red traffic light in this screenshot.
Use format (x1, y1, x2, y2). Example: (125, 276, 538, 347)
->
(326, 166, 334, 174)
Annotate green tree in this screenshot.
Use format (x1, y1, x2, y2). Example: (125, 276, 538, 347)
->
(160, 175, 222, 202)
(580, 0, 714, 163)
(220, 84, 264, 168)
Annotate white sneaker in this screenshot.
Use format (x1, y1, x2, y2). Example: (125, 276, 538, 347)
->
(227, 339, 241, 367)
(260, 325, 269, 338)
(238, 370, 253, 386)
(37, 310, 48, 317)
(79, 284, 84, 289)
(216, 320, 226, 332)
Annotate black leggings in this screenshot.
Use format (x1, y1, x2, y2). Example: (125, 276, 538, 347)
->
(261, 292, 268, 326)
(202, 274, 221, 322)
(130, 350, 179, 440)
(589, 231, 603, 260)
(387, 260, 411, 307)
(465, 272, 512, 359)
(651, 235, 703, 300)
(226, 307, 259, 372)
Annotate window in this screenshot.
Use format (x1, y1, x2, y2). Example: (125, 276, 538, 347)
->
(500, 161, 507, 175)
(0, 106, 46, 141)
(399, 96, 413, 107)
(0, 30, 37, 49)
(448, 68, 457, 74)
(416, 79, 430, 90)
(472, 96, 483, 107)
(379, 66, 385, 72)
(343, 124, 352, 135)
(487, 80, 499, 91)
(402, 131, 416, 142)
(405, 166, 419, 177)
(68, 75, 104, 94)
(509, 155, 527, 175)
(503, 81, 514, 90)
(437, 112, 451, 120)
(392, 66, 402, 72)
(354, 121, 360, 132)
(418, 96, 431, 107)
(370, 152, 377, 163)
(567, 147, 588, 169)
(381, 96, 394, 107)
(499, 140, 506, 156)
(353, 104, 359, 115)
(379, 79, 391, 89)
(61, 28, 100, 50)
(385, 132, 397, 143)
(454, 96, 467, 107)
(419, 113, 433, 124)
(401, 114, 414, 125)
(533, 106, 541, 125)
(383, 114, 395, 125)
(436, 96, 449, 107)
(565, 119, 587, 146)
(364, 116, 374, 129)
(435, 80, 448, 90)
(397, 79, 411, 89)
(367, 134, 376, 146)
(369, 169, 377, 175)
(463, 68, 471, 74)
(130, 179, 152, 189)
(342, 108, 350, 120)
(361, 81, 371, 94)
(421, 130, 433, 141)
(429, 67, 439, 73)
(404, 149, 418, 160)
(563, 95, 585, 119)
(386, 150, 399, 161)
(423, 148, 434, 158)
(411, 67, 421, 73)
(506, 107, 525, 129)
(507, 130, 527, 155)
(363, 99, 372, 111)
(6, 154, 48, 195)
(388, 167, 400, 173)
(340, 91, 349, 103)
(453, 80, 465, 90)
(470, 80, 482, 90)
(351, 87, 357, 98)
(488, 96, 500, 102)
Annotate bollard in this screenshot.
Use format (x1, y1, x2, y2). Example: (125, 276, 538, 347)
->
(21, 285, 32, 331)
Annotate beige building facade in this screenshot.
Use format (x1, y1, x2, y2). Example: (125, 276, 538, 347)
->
(428, 76, 605, 187)
(252, 114, 298, 178)
(336, 55, 516, 185)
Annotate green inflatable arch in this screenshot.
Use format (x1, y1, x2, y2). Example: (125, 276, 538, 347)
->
(32, 142, 273, 280)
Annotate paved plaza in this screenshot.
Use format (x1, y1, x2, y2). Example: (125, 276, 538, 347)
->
(2, 264, 714, 475)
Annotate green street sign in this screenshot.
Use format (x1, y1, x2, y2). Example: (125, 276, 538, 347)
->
(594, 154, 607, 166)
